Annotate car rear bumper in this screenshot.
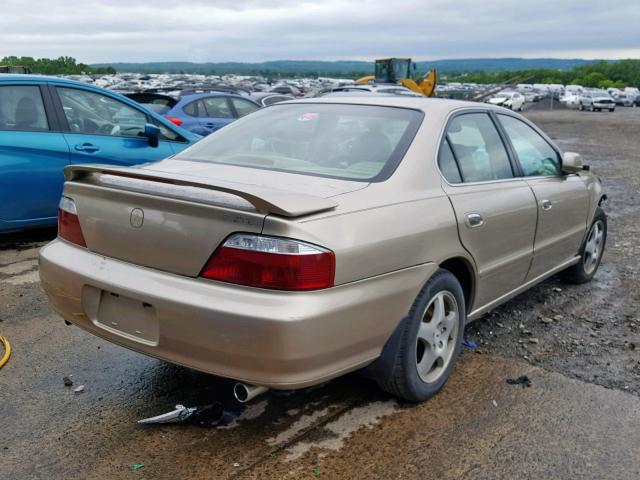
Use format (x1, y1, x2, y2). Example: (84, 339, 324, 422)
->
(39, 239, 434, 389)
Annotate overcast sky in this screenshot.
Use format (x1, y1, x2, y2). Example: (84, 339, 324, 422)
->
(1, 0, 639, 63)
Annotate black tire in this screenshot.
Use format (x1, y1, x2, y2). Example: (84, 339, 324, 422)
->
(562, 207, 607, 284)
(376, 269, 466, 402)
(579, 104, 584, 111)
(609, 108, 615, 112)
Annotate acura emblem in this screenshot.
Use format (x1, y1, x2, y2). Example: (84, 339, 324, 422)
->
(130, 208, 144, 228)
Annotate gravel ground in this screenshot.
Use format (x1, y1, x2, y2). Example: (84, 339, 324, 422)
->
(464, 106, 640, 395)
(1, 106, 639, 479)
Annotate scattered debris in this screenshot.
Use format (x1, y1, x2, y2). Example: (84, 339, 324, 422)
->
(552, 287, 563, 292)
(553, 315, 564, 321)
(233, 462, 240, 468)
(528, 338, 540, 344)
(73, 385, 85, 394)
(507, 375, 532, 388)
(131, 463, 144, 471)
(463, 339, 478, 348)
(491, 399, 498, 408)
(311, 467, 321, 477)
(541, 317, 553, 324)
(63, 376, 73, 387)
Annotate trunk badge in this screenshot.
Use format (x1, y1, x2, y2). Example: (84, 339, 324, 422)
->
(130, 208, 144, 228)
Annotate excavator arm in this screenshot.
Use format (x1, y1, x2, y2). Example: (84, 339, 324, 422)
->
(402, 68, 437, 97)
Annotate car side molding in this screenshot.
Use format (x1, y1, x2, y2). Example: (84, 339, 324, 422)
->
(64, 164, 338, 218)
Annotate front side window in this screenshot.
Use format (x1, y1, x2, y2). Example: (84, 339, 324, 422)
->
(498, 115, 561, 176)
(445, 113, 513, 182)
(0, 86, 49, 131)
(231, 98, 260, 117)
(58, 88, 147, 137)
(175, 104, 422, 181)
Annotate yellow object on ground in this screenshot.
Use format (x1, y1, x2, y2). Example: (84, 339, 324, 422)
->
(0, 336, 11, 369)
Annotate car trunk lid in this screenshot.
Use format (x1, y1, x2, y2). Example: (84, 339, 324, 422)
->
(63, 163, 344, 277)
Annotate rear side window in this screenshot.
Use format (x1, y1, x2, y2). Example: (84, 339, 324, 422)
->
(0, 86, 49, 131)
(183, 100, 202, 117)
(446, 113, 513, 182)
(498, 115, 561, 176)
(438, 138, 462, 183)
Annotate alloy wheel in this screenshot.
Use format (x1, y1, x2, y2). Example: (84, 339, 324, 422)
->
(415, 291, 460, 383)
(584, 220, 604, 275)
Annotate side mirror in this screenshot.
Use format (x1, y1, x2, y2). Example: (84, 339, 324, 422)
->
(144, 123, 160, 148)
(562, 152, 586, 173)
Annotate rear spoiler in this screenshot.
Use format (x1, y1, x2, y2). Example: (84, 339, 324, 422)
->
(64, 164, 337, 218)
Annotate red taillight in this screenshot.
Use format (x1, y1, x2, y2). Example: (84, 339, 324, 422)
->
(200, 234, 335, 291)
(58, 197, 86, 247)
(165, 116, 183, 126)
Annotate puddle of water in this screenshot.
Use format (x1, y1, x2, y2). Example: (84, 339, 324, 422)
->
(267, 408, 331, 446)
(5, 270, 40, 285)
(282, 400, 397, 461)
(0, 259, 38, 275)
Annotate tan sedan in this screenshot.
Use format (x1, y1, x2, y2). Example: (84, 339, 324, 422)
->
(39, 97, 607, 402)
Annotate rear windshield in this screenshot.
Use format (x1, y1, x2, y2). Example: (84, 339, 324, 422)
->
(174, 103, 423, 181)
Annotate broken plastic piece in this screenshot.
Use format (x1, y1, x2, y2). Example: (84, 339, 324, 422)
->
(137, 403, 225, 426)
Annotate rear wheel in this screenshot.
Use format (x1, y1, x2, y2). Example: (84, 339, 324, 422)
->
(376, 269, 465, 402)
(579, 104, 584, 111)
(562, 207, 607, 284)
(589, 104, 595, 112)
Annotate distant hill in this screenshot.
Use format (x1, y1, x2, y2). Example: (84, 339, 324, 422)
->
(91, 58, 599, 76)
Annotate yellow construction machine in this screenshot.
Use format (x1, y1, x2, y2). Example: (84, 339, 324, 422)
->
(355, 58, 437, 97)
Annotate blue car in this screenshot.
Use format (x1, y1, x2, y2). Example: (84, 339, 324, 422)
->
(127, 91, 261, 136)
(0, 75, 199, 233)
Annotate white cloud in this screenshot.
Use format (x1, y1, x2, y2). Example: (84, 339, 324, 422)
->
(0, 0, 638, 62)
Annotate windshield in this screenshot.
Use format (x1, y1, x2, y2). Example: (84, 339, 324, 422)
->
(174, 103, 423, 182)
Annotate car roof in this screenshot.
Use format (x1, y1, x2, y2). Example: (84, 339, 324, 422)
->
(280, 96, 490, 115)
(0, 74, 92, 86)
(179, 91, 257, 102)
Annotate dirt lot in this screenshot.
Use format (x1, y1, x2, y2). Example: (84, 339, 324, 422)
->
(1, 107, 639, 479)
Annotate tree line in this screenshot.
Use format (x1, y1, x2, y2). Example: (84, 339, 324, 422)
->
(0, 56, 115, 75)
(441, 60, 640, 88)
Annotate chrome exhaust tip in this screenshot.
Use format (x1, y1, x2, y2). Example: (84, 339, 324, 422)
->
(233, 383, 268, 403)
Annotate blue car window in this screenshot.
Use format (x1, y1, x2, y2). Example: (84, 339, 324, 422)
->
(202, 97, 233, 118)
(230, 98, 260, 117)
(183, 100, 202, 117)
(0, 86, 49, 132)
(58, 87, 147, 137)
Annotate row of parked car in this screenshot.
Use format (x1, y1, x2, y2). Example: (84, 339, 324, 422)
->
(7, 72, 320, 230)
(561, 89, 640, 111)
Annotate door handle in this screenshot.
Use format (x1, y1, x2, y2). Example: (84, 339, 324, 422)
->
(541, 199, 553, 211)
(74, 143, 100, 153)
(465, 212, 484, 228)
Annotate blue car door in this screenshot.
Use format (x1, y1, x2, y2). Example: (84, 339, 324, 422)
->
(191, 97, 235, 135)
(0, 84, 70, 230)
(53, 85, 175, 167)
